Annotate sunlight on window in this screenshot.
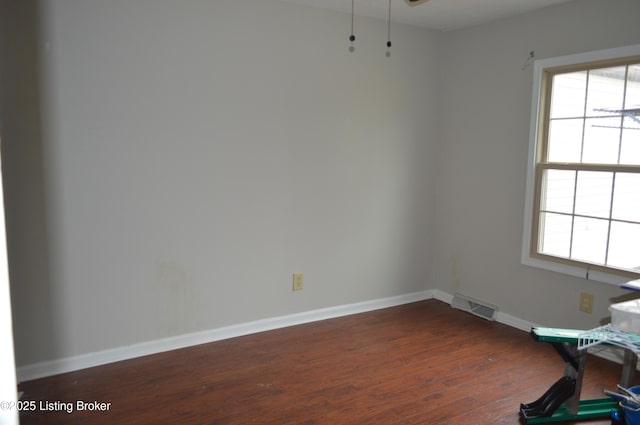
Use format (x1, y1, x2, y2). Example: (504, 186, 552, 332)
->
(537, 61, 640, 273)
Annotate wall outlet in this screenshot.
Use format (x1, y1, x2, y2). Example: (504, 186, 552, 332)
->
(292, 273, 304, 291)
(579, 292, 594, 314)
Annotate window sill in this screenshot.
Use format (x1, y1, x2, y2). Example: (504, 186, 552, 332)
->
(521, 255, 632, 286)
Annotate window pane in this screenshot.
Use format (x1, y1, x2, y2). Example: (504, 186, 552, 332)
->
(607, 221, 640, 271)
(620, 116, 640, 165)
(612, 173, 640, 222)
(582, 117, 621, 163)
(542, 169, 575, 214)
(535, 58, 640, 275)
(620, 64, 640, 164)
(625, 64, 640, 110)
(539, 212, 572, 257)
(586, 66, 626, 117)
(574, 171, 613, 218)
(571, 217, 608, 264)
(550, 71, 587, 119)
(547, 118, 583, 162)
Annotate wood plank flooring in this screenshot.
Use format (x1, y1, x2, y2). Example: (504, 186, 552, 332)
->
(18, 299, 632, 424)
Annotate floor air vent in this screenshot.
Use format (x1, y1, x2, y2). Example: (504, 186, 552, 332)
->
(450, 293, 497, 321)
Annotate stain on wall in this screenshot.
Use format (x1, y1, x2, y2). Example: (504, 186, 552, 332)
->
(451, 256, 460, 291)
(153, 260, 196, 336)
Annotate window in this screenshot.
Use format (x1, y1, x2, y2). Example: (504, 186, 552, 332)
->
(522, 45, 640, 284)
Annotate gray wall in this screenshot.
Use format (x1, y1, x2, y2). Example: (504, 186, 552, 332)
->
(433, 0, 640, 329)
(1, 0, 58, 367)
(0, 1, 20, 415)
(4, 0, 640, 369)
(3, 0, 441, 366)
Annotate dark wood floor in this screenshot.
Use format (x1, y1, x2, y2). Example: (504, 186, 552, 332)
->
(18, 299, 632, 424)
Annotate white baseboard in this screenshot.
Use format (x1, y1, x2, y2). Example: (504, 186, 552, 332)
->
(17, 288, 629, 382)
(17, 290, 433, 382)
(433, 289, 541, 331)
(495, 311, 541, 332)
(431, 289, 453, 304)
(434, 289, 630, 367)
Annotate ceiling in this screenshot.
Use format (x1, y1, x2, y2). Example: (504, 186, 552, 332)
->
(278, 0, 575, 31)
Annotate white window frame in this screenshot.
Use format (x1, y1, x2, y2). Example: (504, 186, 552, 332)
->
(522, 44, 640, 286)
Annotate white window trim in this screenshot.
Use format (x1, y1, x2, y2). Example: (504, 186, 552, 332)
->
(521, 44, 640, 286)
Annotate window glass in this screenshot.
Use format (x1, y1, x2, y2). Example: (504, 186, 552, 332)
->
(625, 64, 640, 109)
(542, 169, 575, 214)
(539, 212, 572, 258)
(608, 221, 640, 270)
(585, 66, 626, 117)
(612, 173, 640, 222)
(574, 171, 613, 219)
(547, 119, 583, 162)
(582, 117, 621, 164)
(570, 217, 608, 265)
(550, 71, 587, 119)
(620, 116, 640, 165)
